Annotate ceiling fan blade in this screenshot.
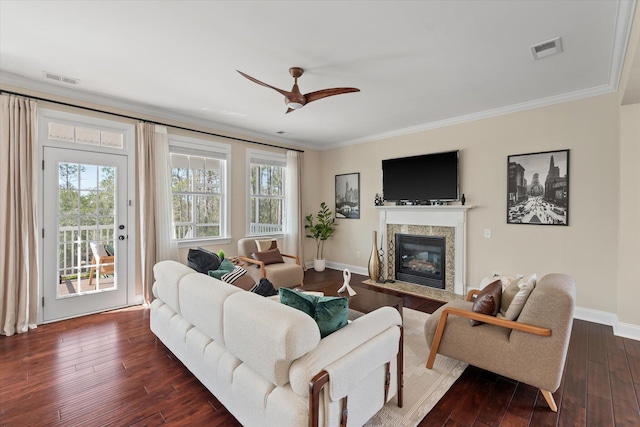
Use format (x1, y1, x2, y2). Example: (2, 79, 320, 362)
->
(237, 70, 291, 97)
(304, 87, 360, 104)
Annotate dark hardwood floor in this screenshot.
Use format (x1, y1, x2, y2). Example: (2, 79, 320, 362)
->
(1, 269, 638, 426)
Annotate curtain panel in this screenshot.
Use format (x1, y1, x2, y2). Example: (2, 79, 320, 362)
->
(0, 95, 39, 336)
(284, 150, 305, 267)
(136, 123, 178, 304)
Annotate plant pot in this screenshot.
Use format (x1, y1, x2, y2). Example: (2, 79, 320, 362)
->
(313, 259, 326, 272)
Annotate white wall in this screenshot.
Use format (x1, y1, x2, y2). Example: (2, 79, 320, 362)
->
(316, 94, 624, 319)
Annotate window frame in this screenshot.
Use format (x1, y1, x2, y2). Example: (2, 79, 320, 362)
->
(246, 149, 287, 238)
(169, 134, 231, 247)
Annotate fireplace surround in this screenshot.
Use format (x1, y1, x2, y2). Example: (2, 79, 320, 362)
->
(376, 205, 472, 297)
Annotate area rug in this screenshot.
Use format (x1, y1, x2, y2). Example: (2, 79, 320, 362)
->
(364, 308, 468, 426)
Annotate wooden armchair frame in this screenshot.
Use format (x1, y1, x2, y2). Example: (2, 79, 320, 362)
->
(426, 289, 558, 411)
(238, 253, 304, 286)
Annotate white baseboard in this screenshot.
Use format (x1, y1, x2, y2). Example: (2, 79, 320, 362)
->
(551, 306, 640, 341)
(305, 262, 640, 341)
(573, 306, 618, 326)
(613, 322, 640, 341)
(304, 261, 368, 276)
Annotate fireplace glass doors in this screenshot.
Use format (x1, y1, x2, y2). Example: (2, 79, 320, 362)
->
(395, 234, 445, 289)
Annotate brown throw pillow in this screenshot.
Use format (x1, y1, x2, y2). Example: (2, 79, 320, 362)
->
(252, 248, 285, 265)
(470, 279, 502, 326)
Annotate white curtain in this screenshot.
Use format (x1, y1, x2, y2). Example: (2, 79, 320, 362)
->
(284, 150, 305, 267)
(0, 94, 39, 336)
(136, 123, 178, 304)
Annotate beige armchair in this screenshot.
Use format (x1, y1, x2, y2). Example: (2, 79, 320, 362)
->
(237, 238, 304, 288)
(424, 274, 576, 412)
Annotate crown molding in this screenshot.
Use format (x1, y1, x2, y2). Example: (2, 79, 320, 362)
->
(610, 0, 638, 90)
(325, 84, 616, 150)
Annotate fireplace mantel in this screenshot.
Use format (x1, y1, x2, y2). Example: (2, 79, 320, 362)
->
(375, 205, 473, 296)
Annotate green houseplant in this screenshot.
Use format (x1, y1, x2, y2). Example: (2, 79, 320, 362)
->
(305, 202, 337, 272)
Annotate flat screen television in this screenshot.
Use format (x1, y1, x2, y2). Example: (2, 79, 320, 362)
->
(382, 150, 459, 203)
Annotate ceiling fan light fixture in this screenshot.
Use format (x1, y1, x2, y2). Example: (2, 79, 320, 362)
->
(286, 101, 304, 109)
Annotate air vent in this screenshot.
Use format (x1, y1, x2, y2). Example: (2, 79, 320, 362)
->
(43, 71, 80, 85)
(531, 37, 563, 60)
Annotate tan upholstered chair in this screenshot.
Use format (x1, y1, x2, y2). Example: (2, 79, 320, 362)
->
(88, 241, 115, 286)
(424, 274, 576, 412)
(237, 238, 304, 288)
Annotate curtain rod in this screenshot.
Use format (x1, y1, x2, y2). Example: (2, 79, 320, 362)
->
(0, 89, 304, 153)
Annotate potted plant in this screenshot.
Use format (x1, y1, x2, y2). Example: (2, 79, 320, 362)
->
(305, 202, 337, 272)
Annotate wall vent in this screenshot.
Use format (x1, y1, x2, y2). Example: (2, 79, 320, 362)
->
(43, 71, 80, 85)
(531, 37, 563, 60)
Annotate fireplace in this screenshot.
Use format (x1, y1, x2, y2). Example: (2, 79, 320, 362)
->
(395, 234, 445, 289)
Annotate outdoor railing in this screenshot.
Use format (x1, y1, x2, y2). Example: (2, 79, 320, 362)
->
(58, 225, 115, 276)
(250, 223, 282, 235)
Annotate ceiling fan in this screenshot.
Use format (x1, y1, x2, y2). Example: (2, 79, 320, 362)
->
(236, 67, 360, 114)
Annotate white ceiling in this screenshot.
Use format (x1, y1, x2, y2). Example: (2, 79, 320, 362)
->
(0, 1, 637, 150)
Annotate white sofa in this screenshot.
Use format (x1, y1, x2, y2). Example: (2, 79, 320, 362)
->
(150, 260, 403, 427)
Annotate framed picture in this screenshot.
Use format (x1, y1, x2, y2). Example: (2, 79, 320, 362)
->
(335, 173, 360, 219)
(507, 149, 569, 225)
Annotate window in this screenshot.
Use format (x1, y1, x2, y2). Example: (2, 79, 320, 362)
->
(169, 136, 230, 243)
(48, 121, 124, 149)
(248, 149, 286, 236)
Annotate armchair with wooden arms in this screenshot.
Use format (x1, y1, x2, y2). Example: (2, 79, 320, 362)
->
(237, 238, 304, 288)
(88, 241, 115, 286)
(424, 274, 575, 412)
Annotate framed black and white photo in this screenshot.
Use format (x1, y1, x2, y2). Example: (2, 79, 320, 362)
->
(335, 173, 360, 219)
(507, 149, 569, 225)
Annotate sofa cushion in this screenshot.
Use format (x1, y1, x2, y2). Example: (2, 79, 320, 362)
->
(499, 279, 521, 317)
(152, 260, 197, 315)
(252, 248, 285, 265)
(251, 278, 278, 297)
(223, 291, 320, 387)
(208, 258, 236, 279)
(502, 273, 537, 320)
(471, 279, 502, 326)
(179, 272, 242, 346)
(255, 238, 277, 252)
(220, 266, 247, 284)
(187, 247, 221, 273)
(279, 288, 349, 338)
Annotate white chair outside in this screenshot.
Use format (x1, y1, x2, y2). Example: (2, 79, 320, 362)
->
(88, 241, 115, 286)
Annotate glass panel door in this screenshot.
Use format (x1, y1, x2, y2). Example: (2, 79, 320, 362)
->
(43, 147, 128, 321)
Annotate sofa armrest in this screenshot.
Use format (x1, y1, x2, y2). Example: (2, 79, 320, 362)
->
(307, 325, 402, 427)
(426, 305, 551, 369)
(238, 256, 266, 278)
(289, 306, 402, 397)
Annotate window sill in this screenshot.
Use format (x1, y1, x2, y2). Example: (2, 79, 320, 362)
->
(177, 237, 232, 249)
(245, 233, 285, 240)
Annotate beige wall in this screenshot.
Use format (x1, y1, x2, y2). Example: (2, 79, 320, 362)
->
(3, 80, 636, 328)
(318, 94, 622, 315)
(617, 103, 640, 326)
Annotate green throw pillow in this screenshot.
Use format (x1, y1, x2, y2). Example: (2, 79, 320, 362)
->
(208, 258, 236, 280)
(279, 288, 348, 338)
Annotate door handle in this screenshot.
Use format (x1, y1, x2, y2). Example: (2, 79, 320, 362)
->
(118, 235, 125, 241)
